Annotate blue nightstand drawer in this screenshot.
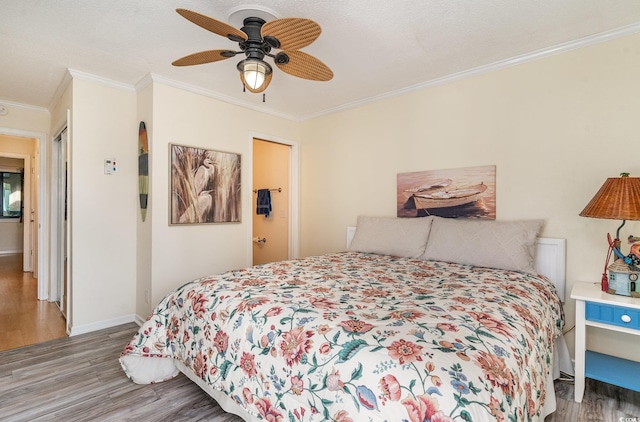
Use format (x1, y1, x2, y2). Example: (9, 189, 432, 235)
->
(586, 302, 640, 331)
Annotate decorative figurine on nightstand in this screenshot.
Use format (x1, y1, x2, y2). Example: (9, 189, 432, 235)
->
(607, 259, 640, 297)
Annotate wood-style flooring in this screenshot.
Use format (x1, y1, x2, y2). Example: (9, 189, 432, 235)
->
(0, 323, 241, 421)
(0, 323, 639, 421)
(0, 253, 67, 352)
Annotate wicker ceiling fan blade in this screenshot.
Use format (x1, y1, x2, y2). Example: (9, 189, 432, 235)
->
(176, 8, 247, 41)
(172, 50, 235, 66)
(262, 18, 321, 50)
(240, 71, 273, 93)
(276, 50, 333, 81)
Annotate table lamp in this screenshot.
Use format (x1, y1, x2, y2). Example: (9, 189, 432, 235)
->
(579, 172, 640, 293)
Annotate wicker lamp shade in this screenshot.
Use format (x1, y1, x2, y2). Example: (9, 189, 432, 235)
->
(579, 174, 640, 221)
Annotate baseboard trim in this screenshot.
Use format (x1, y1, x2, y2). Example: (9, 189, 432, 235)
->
(69, 314, 137, 336)
(134, 314, 146, 327)
(0, 250, 22, 255)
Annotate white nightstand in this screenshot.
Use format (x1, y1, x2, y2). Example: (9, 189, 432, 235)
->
(571, 281, 640, 402)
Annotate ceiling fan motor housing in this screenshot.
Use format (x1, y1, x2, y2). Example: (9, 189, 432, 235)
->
(240, 17, 270, 60)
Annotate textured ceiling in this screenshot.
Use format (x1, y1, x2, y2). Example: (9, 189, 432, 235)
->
(2, 0, 640, 120)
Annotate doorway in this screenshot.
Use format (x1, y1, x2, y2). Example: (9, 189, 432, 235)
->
(252, 138, 291, 266)
(0, 129, 67, 349)
(0, 151, 32, 269)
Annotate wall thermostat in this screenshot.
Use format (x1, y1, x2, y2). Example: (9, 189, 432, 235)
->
(104, 158, 117, 175)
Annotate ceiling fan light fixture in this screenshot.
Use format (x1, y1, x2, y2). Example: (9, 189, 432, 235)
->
(237, 59, 272, 90)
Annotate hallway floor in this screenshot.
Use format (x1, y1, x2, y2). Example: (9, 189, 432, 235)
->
(0, 253, 66, 352)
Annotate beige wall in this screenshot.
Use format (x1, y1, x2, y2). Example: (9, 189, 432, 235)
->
(0, 221, 22, 253)
(136, 82, 154, 320)
(299, 32, 640, 362)
(0, 104, 49, 134)
(147, 82, 301, 305)
(69, 78, 137, 328)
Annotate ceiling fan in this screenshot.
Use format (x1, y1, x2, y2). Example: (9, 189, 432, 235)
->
(172, 8, 333, 96)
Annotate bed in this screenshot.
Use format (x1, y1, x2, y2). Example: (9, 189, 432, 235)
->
(120, 216, 567, 422)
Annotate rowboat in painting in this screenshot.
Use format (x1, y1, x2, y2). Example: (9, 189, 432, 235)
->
(408, 182, 487, 209)
(403, 179, 452, 194)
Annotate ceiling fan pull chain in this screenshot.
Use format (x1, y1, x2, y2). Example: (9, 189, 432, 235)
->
(263, 93, 266, 103)
(243, 84, 246, 92)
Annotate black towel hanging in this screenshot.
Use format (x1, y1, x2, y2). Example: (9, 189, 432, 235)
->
(256, 189, 272, 217)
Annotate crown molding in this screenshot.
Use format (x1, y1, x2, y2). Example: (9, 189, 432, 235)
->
(44, 20, 640, 123)
(49, 68, 136, 111)
(67, 69, 136, 93)
(148, 73, 296, 121)
(300, 22, 640, 121)
(0, 99, 49, 114)
(47, 70, 73, 111)
(135, 73, 154, 92)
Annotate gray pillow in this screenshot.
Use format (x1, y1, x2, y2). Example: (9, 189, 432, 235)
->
(422, 217, 544, 273)
(348, 216, 434, 258)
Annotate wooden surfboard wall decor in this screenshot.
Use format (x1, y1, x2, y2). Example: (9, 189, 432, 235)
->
(138, 121, 149, 222)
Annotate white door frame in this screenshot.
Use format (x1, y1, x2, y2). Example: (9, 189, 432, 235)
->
(0, 127, 47, 298)
(50, 127, 68, 310)
(247, 132, 299, 267)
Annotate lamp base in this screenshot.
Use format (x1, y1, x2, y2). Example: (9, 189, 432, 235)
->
(607, 260, 640, 297)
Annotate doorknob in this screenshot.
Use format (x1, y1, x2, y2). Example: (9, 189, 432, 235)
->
(253, 237, 267, 244)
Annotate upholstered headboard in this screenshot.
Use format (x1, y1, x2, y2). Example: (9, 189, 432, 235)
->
(346, 226, 566, 302)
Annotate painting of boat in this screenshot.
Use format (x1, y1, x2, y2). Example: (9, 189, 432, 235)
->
(397, 165, 496, 219)
(409, 182, 487, 209)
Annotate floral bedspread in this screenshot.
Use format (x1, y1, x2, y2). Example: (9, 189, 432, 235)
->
(120, 252, 563, 422)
